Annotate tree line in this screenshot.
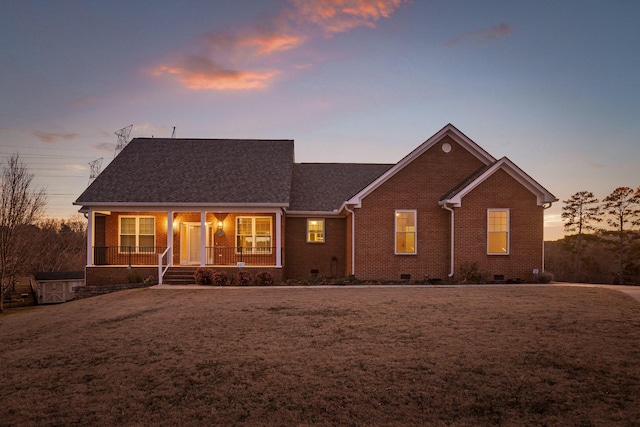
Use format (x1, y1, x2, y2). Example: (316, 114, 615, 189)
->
(0, 154, 86, 311)
(546, 187, 640, 285)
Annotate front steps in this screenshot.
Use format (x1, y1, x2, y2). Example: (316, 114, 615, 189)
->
(162, 267, 197, 285)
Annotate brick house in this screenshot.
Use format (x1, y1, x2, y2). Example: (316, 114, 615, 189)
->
(75, 124, 556, 285)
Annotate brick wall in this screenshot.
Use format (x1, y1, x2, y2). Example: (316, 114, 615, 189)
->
(284, 217, 346, 279)
(353, 135, 486, 281)
(86, 266, 158, 286)
(454, 169, 544, 281)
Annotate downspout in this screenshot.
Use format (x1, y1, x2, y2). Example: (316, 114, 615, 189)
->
(542, 202, 553, 272)
(442, 204, 455, 278)
(344, 205, 356, 277)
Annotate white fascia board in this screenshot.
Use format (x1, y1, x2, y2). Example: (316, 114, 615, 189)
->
(76, 203, 288, 213)
(345, 124, 496, 207)
(285, 210, 344, 218)
(443, 157, 557, 207)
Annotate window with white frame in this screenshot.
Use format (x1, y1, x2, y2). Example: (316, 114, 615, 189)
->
(236, 216, 272, 254)
(119, 216, 155, 253)
(307, 219, 325, 243)
(487, 209, 509, 254)
(395, 210, 416, 254)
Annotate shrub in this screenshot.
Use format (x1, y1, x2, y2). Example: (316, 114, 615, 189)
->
(237, 271, 252, 286)
(212, 270, 228, 286)
(458, 262, 488, 284)
(534, 271, 554, 284)
(194, 268, 214, 286)
(126, 269, 144, 284)
(256, 271, 274, 286)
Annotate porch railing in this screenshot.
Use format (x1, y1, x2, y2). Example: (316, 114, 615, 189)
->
(206, 246, 276, 267)
(93, 246, 277, 267)
(158, 246, 171, 285)
(93, 246, 168, 266)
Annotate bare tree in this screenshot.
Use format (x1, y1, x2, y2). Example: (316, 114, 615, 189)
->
(601, 187, 640, 284)
(561, 191, 601, 281)
(0, 154, 46, 312)
(18, 215, 87, 273)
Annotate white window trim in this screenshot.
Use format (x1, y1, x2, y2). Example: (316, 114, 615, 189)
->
(118, 215, 156, 254)
(487, 208, 510, 255)
(395, 209, 417, 255)
(236, 216, 273, 254)
(306, 218, 325, 243)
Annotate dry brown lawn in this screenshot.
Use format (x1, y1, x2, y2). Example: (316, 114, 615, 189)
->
(1, 285, 639, 426)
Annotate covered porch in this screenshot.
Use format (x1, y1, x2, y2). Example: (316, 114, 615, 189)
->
(84, 207, 284, 285)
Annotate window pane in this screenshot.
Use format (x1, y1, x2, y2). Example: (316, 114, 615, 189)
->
(237, 218, 252, 235)
(237, 235, 253, 248)
(139, 235, 155, 250)
(488, 210, 509, 254)
(121, 235, 136, 248)
(488, 232, 508, 253)
(121, 217, 136, 234)
(396, 232, 415, 253)
(255, 218, 270, 235)
(308, 219, 324, 242)
(488, 211, 508, 232)
(395, 211, 416, 254)
(139, 218, 155, 235)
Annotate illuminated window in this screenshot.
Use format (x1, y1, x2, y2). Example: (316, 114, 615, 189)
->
(395, 210, 416, 254)
(487, 209, 509, 254)
(307, 219, 325, 243)
(236, 217, 272, 254)
(119, 216, 155, 253)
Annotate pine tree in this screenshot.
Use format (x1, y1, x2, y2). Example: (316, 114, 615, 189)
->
(601, 187, 640, 284)
(561, 191, 601, 281)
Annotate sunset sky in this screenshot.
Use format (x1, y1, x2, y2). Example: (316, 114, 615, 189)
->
(1, 0, 638, 240)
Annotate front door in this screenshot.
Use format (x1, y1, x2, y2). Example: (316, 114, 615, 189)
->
(181, 223, 212, 265)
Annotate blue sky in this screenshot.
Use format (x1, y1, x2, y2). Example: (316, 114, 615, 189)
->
(1, 0, 638, 240)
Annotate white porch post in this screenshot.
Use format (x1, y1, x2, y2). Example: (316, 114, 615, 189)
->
(167, 210, 173, 266)
(86, 209, 94, 267)
(275, 210, 282, 268)
(200, 211, 206, 267)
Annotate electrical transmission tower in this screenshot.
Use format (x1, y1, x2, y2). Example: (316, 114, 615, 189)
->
(88, 158, 103, 186)
(114, 124, 133, 158)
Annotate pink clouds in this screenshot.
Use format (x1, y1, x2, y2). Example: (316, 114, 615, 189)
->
(153, 57, 278, 91)
(289, 0, 409, 34)
(152, 0, 410, 91)
(446, 23, 514, 46)
(33, 131, 79, 144)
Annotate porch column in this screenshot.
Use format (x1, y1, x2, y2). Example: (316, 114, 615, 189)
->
(167, 211, 173, 266)
(275, 210, 282, 268)
(86, 209, 94, 267)
(200, 211, 206, 267)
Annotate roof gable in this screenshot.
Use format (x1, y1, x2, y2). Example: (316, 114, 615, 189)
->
(345, 123, 496, 207)
(440, 157, 557, 206)
(75, 138, 294, 207)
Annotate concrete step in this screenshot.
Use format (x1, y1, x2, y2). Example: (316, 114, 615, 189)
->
(162, 267, 197, 285)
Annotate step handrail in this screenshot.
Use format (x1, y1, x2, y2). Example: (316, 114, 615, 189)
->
(158, 247, 171, 285)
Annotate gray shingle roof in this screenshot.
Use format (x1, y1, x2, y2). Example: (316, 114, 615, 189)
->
(289, 163, 393, 211)
(75, 138, 294, 205)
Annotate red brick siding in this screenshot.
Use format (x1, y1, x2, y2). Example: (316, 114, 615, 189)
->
(454, 169, 544, 281)
(86, 266, 158, 286)
(284, 217, 346, 279)
(85, 266, 283, 286)
(353, 136, 487, 281)
(99, 211, 279, 268)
